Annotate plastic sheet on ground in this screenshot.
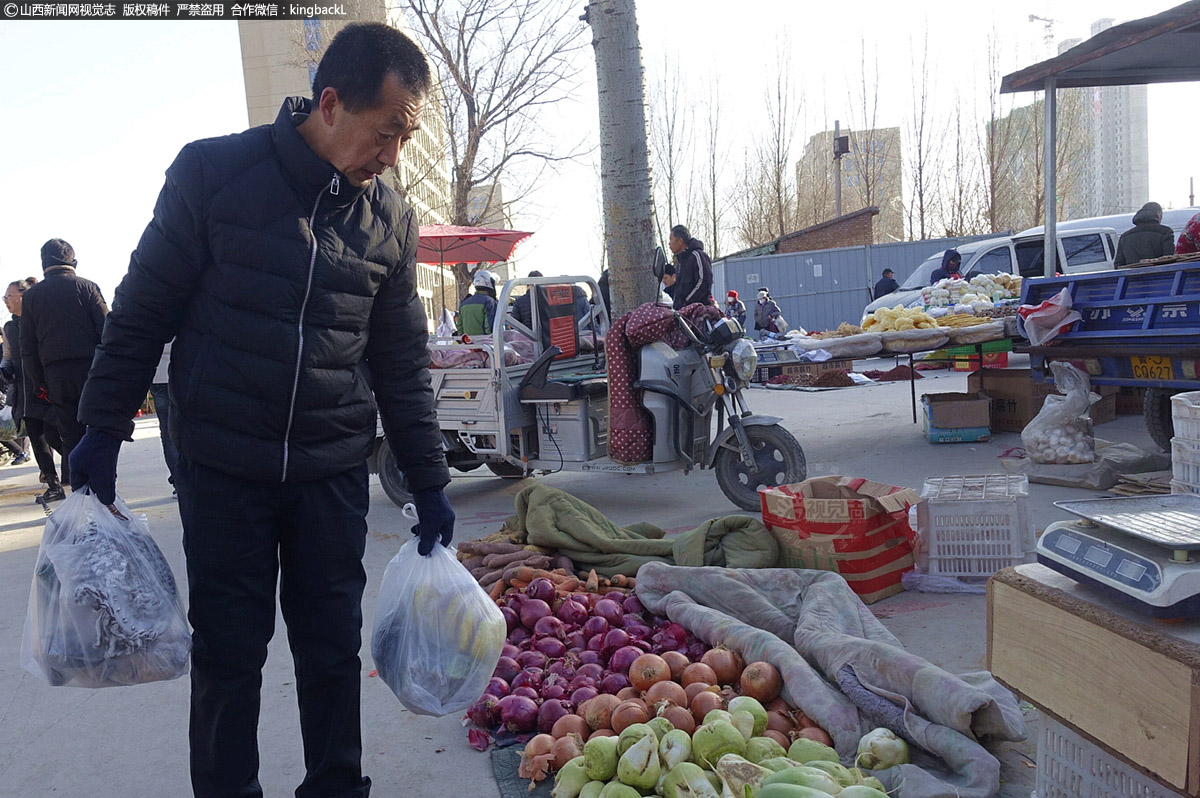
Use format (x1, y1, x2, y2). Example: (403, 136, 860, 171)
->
(1001, 440, 1171, 490)
(634, 563, 1026, 798)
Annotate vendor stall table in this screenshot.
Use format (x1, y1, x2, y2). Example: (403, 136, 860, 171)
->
(901, 338, 1017, 423)
(987, 563, 1200, 796)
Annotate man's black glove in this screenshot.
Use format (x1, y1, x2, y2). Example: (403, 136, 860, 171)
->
(412, 487, 455, 556)
(69, 427, 124, 505)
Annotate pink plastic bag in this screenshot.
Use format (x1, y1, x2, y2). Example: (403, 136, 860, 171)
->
(1017, 288, 1082, 345)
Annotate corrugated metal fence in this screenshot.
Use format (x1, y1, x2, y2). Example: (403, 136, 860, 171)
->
(713, 234, 997, 331)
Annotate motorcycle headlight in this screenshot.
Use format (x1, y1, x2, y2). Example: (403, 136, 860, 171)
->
(730, 339, 758, 382)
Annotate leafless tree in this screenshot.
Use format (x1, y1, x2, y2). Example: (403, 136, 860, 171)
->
(700, 74, 724, 258)
(844, 38, 901, 242)
(730, 145, 780, 248)
(904, 26, 940, 240)
(794, 86, 836, 230)
(585, 0, 657, 318)
(980, 31, 1029, 234)
(762, 45, 799, 240)
(940, 88, 986, 237)
(406, 0, 589, 299)
(647, 52, 691, 243)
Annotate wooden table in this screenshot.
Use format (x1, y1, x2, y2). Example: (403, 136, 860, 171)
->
(988, 563, 1200, 796)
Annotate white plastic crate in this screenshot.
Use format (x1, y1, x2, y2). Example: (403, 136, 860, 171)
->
(915, 475, 1034, 578)
(1170, 437, 1200, 485)
(1036, 715, 1185, 798)
(1171, 391, 1200, 441)
(1171, 479, 1200, 496)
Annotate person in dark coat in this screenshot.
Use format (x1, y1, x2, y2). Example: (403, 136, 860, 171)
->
(667, 224, 713, 310)
(2, 277, 66, 500)
(19, 239, 108, 466)
(753, 287, 784, 336)
(929, 249, 963, 284)
(511, 270, 542, 329)
(873, 268, 899, 299)
(70, 24, 453, 798)
(597, 268, 611, 317)
(1114, 201, 1175, 266)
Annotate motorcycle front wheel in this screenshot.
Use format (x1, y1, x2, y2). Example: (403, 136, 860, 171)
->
(713, 424, 806, 511)
(377, 444, 413, 507)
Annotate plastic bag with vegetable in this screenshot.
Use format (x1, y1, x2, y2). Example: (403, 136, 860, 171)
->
(1021, 362, 1097, 464)
(21, 488, 191, 688)
(371, 504, 507, 716)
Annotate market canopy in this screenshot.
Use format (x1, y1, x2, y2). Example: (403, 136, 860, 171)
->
(1002, 0, 1200, 93)
(416, 225, 532, 265)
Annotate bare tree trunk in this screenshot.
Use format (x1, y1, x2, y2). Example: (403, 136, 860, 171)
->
(648, 53, 689, 244)
(586, 0, 656, 319)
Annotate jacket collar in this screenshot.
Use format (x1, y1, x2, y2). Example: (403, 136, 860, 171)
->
(42, 265, 77, 278)
(272, 97, 370, 211)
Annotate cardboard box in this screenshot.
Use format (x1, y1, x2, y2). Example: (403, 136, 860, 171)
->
(760, 477, 919, 603)
(951, 352, 1009, 372)
(1091, 388, 1117, 426)
(967, 369, 1057, 433)
(1117, 386, 1147, 415)
(921, 392, 991, 443)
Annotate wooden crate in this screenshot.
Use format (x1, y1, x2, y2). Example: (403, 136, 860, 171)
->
(987, 565, 1200, 795)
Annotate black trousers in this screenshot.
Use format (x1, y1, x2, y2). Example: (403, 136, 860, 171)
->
(175, 456, 372, 798)
(23, 416, 63, 484)
(43, 358, 90, 458)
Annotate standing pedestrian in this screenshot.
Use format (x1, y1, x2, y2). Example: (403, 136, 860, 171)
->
(723, 290, 746, 327)
(667, 224, 714, 310)
(71, 23, 453, 798)
(873, 268, 899, 299)
(2, 277, 66, 500)
(19, 239, 107, 471)
(148, 340, 178, 494)
(1113, 201, 1174, 267)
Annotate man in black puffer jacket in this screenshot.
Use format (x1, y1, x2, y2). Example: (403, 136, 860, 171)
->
(19, 239, 108, 467)
(73, 24, 451, 798)
(1113, 201, 1175, 267)
(667, 223, 714, 310)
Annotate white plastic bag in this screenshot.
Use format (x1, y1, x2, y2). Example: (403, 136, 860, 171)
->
(1021, 362, 1097, 464)
(1017, 288, 1082, 345)
(370, 507, 506, 716)
(21, 488, 191, 688)
(0, 405, 17, 440)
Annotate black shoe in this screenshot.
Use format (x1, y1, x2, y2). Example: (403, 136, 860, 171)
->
(12, 452, 30, 466)
(38, 486, 66, 503)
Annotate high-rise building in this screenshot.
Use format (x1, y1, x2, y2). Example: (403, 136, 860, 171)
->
(795, 127, 903, 243)
(1085, 19, 1150, 217)
(237, 8, 456, 327)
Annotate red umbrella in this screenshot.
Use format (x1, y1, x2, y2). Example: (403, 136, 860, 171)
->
(417, 225, 532, 316)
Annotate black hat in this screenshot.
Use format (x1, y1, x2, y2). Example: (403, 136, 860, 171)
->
(882, 268, 894, 276)
(40, 238, 77, 269)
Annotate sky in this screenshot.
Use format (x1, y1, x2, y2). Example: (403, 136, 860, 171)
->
(1, 1, 1198, 302)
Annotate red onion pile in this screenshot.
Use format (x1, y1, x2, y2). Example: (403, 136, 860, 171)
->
(464, 579, 709, 744)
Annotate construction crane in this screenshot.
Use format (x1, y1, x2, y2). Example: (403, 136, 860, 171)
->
(1028, 13, 1057, 55)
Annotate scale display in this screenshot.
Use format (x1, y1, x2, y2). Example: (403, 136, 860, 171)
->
(1042, 527, 1162, 594)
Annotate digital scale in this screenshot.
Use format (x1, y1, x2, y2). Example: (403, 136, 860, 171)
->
(1036, 494, 1200, 619)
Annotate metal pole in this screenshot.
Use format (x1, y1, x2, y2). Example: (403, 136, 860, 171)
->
(834, 120, 842, 217)
(1043, 78, 1057, 279)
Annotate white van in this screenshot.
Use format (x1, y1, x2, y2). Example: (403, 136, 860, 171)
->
(861, 226, 1118, 319)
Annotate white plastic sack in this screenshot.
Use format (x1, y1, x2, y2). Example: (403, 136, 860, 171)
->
(21, 489, 191, 688)
(1021, 362, 1096, 464)
(371, 510, 506, 716)
(1017, 288, 1082, 345)
(0, 405, 17, 440)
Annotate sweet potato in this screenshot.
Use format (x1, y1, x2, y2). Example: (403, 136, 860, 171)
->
(483, 550, 539, 568)
(461, 556, 486, 571)
(457, 541, 524, 557)
(549, 554, 574, 572)
(487, 580, 507, 601)
(478, 569, 505, 588)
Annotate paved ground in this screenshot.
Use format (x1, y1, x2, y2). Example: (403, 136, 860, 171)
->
(0, 357, 1157, 797)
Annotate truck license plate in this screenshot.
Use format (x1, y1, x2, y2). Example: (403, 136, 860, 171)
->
(1131, 355, 1174, 381)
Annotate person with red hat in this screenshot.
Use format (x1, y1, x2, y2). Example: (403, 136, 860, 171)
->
(723, 289, 746, 327)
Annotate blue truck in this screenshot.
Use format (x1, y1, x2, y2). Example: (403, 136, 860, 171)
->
(1019, 260, 1200, 451)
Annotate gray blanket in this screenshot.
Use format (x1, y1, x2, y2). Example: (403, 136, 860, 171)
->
(634, 563, 1026, 798)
